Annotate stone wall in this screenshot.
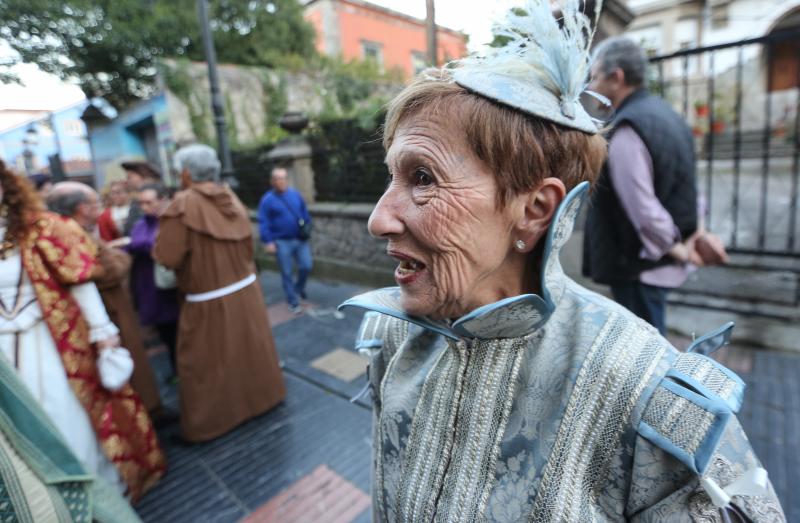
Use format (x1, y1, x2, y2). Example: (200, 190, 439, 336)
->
(161, 60, 402, 149)
(309, 203, 391, 270)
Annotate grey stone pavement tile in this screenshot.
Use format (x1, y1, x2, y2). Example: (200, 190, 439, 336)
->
(133, 271, 799, 522)
(135, 372, 371, 523)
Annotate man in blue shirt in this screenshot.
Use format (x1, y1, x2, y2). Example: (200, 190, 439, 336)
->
(258, 167, 313, 313)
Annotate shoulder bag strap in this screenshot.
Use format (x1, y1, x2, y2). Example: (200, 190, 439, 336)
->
(274, 192, 304, 223)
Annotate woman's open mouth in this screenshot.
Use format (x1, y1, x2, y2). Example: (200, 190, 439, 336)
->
(397, 259, 425, 274)
(389, 251, 426, 285)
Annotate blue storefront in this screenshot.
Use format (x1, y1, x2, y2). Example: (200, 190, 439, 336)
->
(86, 93, 175, 187)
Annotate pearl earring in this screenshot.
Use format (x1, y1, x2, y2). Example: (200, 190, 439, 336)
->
(515, 239, 526, 251)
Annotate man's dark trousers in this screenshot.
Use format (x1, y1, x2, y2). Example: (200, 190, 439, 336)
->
(610, 281, 668, 336)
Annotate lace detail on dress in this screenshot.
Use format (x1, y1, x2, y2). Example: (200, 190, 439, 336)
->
(689, 491, 721, 523)
(689, 455, 786, 523)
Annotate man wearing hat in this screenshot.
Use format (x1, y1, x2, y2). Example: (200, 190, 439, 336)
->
(121, 160, 162, 235)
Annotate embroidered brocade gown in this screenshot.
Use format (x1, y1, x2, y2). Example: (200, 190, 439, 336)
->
(0, 231, 123, 492)
(0, 215, 165, 500)
(341, 184, 785, 522)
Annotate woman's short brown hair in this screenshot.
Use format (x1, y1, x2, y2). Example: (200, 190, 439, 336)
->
(383, 71, 608, 207)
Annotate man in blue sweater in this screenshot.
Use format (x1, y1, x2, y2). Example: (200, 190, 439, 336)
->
(258, 167, 313, 313)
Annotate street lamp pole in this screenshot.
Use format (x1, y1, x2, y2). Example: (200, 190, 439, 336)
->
(196, 0, 234, 177)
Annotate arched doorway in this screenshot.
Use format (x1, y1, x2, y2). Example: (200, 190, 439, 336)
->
(767, 7, 800, 91)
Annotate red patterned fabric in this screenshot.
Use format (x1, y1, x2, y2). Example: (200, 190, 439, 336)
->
(19, 212, 166, 501)
(97, 208, 121, 242)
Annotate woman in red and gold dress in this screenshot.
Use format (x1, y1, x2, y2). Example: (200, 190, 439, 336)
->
(0, 161, 165, 501)
(97, 180, 130, 242)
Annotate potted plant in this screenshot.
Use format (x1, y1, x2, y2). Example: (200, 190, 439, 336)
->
(711, 100, 731, 135)
(694, 100, 709, 118)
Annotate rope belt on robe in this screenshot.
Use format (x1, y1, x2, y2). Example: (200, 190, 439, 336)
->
(185, 273, 257, 303)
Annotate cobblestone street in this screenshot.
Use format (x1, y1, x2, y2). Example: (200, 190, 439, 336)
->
(134, 271, 800, 522)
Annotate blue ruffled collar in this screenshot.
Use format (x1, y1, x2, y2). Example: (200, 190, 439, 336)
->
(339, 182, 589, 340)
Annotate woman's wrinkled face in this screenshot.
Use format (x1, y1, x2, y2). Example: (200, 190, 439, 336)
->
(369, 113, 522, 320)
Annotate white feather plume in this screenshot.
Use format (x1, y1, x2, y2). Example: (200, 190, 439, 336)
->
(456, 0, 602, 109)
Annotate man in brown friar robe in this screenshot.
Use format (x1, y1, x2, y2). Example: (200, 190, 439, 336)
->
(154, 144, 286, 442)
(47, 182, 164, 415)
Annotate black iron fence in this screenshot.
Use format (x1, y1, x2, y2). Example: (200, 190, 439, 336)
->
(231, 145, 275, 208)
(230, 119, 387, 207)
(650, 29, 800, 257)
(309, 119, 386, 203)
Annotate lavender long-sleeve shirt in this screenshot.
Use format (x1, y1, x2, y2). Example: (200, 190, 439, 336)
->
(607, 125, 691, 288)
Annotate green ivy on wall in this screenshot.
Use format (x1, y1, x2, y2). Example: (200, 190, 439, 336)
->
(159, 60, 212, 145)
(316, 56, 400, 125)
(256, 70, 289, 144)
(159, 55, 400, 150)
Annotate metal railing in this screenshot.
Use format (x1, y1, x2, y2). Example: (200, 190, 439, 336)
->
(229, 120, 387, 206)
(650, 29, 800, 257)
(310, 120, 386, 204)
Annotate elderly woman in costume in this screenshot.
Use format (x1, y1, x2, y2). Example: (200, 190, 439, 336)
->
(340, 1, 784, 521)
(0, 161, 165, 501)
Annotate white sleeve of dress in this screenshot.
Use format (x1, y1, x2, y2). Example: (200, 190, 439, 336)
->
(69, 282, 119, 342)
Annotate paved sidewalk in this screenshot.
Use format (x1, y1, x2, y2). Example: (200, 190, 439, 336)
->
(133, 271, 799, 522)
(135, 273, 373, 523)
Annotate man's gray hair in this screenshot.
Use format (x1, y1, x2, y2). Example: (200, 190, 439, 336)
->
(173, 144, 221, 182)
(593, 36, 648, 88)
(47, 182, 90, 217)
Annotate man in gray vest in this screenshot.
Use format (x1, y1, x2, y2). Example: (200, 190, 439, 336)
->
(583, 37, 700, 335)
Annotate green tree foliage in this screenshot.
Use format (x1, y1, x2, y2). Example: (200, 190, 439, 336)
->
(489, 7, 529, 48)
(317, 57, 400, 119)
(0, 0, 316, 109)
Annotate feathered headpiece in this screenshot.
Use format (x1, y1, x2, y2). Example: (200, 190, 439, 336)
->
(452, 0, 603, 134)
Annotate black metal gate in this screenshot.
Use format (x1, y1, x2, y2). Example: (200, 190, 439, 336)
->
(649, 29, 800, 257)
